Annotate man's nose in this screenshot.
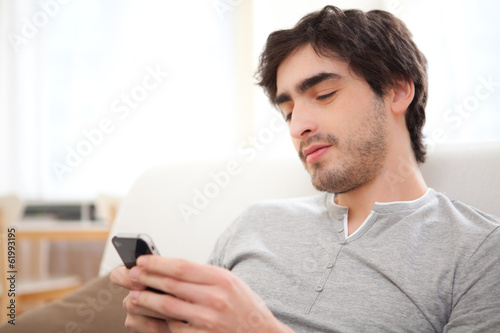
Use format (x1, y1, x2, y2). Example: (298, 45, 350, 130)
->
(289, 102, 319, 140)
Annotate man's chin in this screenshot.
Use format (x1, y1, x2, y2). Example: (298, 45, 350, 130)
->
(308, 166, 335, 192)
(308, 165, 358, 194)
(302, 159, 348, 193)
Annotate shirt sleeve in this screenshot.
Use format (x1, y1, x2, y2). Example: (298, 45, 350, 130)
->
(444, 226, 500, 332)
(207, 212, 242, 268)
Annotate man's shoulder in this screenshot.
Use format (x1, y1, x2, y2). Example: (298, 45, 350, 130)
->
(209, 193, 333, 266)
(228, 193, 331, 233)
(244, 192, 330, 216)
(432, 190, 500, 233)
(426, 190, 500, 257)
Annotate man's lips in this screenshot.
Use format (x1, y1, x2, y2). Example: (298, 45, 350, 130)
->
(303, 144, 332, 164)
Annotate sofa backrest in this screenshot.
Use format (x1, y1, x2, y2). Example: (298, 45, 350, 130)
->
(99, 140, 500, 275)
(420, 140, 500, 216)
(99, 157, 318, 275)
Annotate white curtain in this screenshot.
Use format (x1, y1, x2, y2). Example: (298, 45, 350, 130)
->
(0, 0, 240, 200)
(391, 0, 500, 151)
(1, 0, 499, 200)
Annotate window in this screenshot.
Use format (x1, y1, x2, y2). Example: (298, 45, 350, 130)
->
(1, 0, 499, 200)
(397, 0, 500, 152)
(0, 0, 239, 199)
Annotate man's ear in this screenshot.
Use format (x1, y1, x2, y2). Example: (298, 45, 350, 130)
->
(391, 77, 415, 115)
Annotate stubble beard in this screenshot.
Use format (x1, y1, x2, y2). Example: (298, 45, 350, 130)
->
(300, 96, 388, 194)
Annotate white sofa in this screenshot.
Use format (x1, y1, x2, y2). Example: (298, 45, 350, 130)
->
(100, 140, 500, 275)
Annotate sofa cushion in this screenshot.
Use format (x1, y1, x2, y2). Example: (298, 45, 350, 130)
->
(0, 274, 128, 333)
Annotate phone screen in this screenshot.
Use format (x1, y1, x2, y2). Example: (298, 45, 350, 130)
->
(112, 235, 158, 269)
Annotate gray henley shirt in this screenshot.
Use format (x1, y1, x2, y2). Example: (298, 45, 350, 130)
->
(209, 189, 500, 332)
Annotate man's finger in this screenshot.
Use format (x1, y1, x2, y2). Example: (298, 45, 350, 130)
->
(124, 311, 171, 333)
(110, 266, 146, 290)
(131, 288, 202, 325)
(168, 319, 194, 332)
(131, 269, 223, 306)
(124, 291, 174, 320)
(137, 255, 226, 284)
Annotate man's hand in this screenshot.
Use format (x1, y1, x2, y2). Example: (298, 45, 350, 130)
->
(110, 255, 294, 333)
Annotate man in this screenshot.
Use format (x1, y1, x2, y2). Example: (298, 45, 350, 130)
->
(111, 6, 500, 332)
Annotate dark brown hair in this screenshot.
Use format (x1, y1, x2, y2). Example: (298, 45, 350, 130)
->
(256, 5, 428, 163)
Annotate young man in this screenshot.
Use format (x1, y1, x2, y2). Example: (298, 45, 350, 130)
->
(111, 6, 500, 332)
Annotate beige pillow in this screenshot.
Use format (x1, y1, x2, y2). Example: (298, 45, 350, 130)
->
(0, 274, 128, 333)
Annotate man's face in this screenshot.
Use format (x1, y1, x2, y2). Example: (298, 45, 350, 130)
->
(275, 44, 389, 194)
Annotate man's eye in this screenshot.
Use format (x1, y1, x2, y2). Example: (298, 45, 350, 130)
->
(285, 112, 292, 122)
(317, 91, 336, 101)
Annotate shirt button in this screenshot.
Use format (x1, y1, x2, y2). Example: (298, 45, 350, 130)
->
(340, 240, 346, 245)
(315, 285, 323, 292)
(338, 228, 344, 233)
(326, 262, 333, 268)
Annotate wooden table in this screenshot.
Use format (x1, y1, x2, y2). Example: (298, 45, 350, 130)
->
(14, 220, 110, 280)
(15, 220, 110, 241)
(1, 221, 111, 323)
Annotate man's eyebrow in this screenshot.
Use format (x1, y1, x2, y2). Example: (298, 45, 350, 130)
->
(274, 72, 342, 105)
(297, 72, 342, 94)
(274, 93, 292, 105)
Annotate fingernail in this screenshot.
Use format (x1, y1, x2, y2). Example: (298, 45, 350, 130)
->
(131, 290, 139, 301)
(130, 267, 141, 280)
(137, 256, 147, 267)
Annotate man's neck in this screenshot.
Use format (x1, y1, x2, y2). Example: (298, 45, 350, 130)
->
(335, 154, 428, 236)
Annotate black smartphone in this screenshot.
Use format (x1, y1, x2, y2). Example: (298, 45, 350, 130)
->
(112, 233, 166, 294)
(112, 233, 187, 323)
(112, 233, 160, 268)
